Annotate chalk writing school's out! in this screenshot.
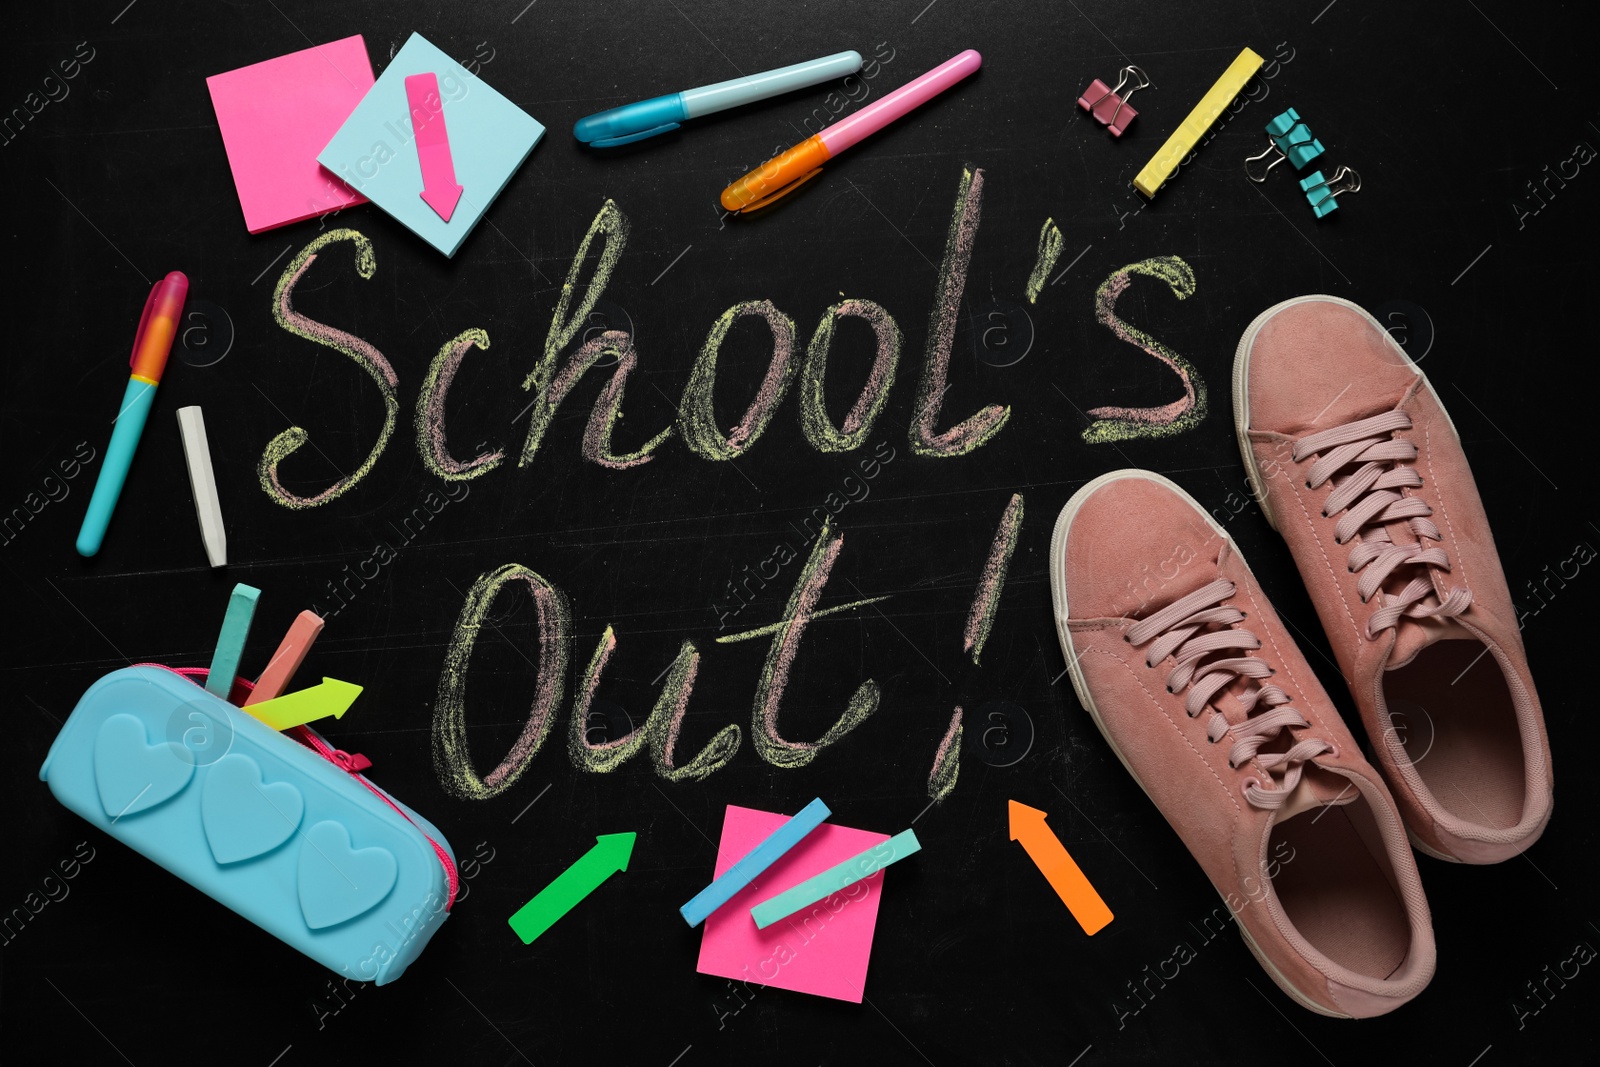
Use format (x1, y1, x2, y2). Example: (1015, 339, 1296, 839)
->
(253, 165, 1210, 801)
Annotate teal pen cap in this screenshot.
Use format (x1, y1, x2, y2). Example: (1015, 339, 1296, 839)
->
(574, 94, 689, 147)
(574, 49, 863, 147)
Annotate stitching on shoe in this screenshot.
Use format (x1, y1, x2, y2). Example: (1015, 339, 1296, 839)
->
(1421, 418, 1470, 594)
(1454, 621, 1550, 817)
(1081, 644, 1243, 817)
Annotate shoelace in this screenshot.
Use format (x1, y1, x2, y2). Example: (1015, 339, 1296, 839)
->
(1291, 410, 1472, 638)
(1126, 579, 1331, 809)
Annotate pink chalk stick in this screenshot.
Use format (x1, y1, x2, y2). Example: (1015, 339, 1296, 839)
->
(243, 611, 326, 706)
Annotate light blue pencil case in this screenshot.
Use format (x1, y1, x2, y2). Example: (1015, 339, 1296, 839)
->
(40, 665, 456, 984)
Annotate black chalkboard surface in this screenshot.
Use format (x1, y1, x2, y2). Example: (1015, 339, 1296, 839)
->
(3, 2, 1595, 1064)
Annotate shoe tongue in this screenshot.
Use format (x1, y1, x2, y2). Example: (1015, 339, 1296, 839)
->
(1300, 390, 1398, 436)
(1367, 515, 1476, 669)
(1385, 614, 1476, 671)
(1275, 765, 1359, 823)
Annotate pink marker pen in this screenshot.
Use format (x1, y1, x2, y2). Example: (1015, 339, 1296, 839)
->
(720, 49, 983, 212)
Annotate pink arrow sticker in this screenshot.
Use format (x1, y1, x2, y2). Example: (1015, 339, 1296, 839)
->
(404, 72, 464, 222)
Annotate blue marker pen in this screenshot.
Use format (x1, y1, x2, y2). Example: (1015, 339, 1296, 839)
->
(574, 50, 864, 147)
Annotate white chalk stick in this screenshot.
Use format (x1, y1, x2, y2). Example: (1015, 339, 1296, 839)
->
(177, 406, 226, 567)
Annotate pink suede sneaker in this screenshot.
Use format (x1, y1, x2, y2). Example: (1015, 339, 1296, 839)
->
(1234, 296, 1553, 864)
(1051, 470, 1436, 1017)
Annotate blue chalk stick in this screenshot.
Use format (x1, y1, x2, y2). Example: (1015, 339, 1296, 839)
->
(205, 584, 261, 698)
(680, 798, 830, 927)
(750, 828, 921, 929)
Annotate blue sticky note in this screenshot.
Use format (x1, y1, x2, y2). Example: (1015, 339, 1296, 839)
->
(679, 798, 830, 927)
(207, 583, 261, 697)
(318, 33, 543, 257)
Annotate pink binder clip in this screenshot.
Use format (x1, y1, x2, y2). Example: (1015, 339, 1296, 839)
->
(1077, 65, 1151, 137)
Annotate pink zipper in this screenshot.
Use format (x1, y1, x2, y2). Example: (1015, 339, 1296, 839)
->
(131, 663, 458, 909)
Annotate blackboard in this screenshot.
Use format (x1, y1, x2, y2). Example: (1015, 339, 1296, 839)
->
(3, 1, 1595, 1063)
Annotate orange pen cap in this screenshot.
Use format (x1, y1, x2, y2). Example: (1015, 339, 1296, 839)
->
(720, 135, 831, 213)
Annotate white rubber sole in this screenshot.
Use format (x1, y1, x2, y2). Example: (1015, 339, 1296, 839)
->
(1230, 294, 1460, 533)
(1236, 916, 1352, 1018)
(1048, 469, 1351, 1019)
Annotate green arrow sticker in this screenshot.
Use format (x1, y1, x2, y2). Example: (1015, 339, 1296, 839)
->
(508, 832, 636, 945)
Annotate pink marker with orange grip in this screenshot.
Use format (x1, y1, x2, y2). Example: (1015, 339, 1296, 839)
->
(76, 271, 189, 557)
(720, 49, 982, 212)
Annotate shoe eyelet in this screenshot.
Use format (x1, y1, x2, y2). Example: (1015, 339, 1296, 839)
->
(1123, 634, 1131, 643)
(1305, 480, 1313, 490)
(1240, 776, 1261, 795)
(1325, 742, 1341, 760)
(1320, 509, 1328, 518)
(1165, 685, 1174, 694)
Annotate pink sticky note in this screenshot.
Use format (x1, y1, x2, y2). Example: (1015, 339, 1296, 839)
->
(206, 36, 374, 234)
(696, 805, 889, 1003)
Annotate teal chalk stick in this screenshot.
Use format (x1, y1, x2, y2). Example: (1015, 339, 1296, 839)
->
(206, 584, 261, 698)
(680, 798, 830, 927)
(750, 828, 921, 929)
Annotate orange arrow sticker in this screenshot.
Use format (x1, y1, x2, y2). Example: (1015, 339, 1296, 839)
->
(1008, 800, 1114, 935)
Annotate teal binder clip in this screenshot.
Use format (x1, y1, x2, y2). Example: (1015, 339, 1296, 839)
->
(1300, 166, 1362, 218)
(1245, 107, 1326, 181)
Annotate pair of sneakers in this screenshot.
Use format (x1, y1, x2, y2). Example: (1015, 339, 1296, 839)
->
(1049, 296, 1554, 1017)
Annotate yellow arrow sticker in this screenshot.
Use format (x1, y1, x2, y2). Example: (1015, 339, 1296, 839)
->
(243, 677, 363, 731)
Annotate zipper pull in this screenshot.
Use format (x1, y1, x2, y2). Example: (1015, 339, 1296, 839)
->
(332, 749, 373, 773)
